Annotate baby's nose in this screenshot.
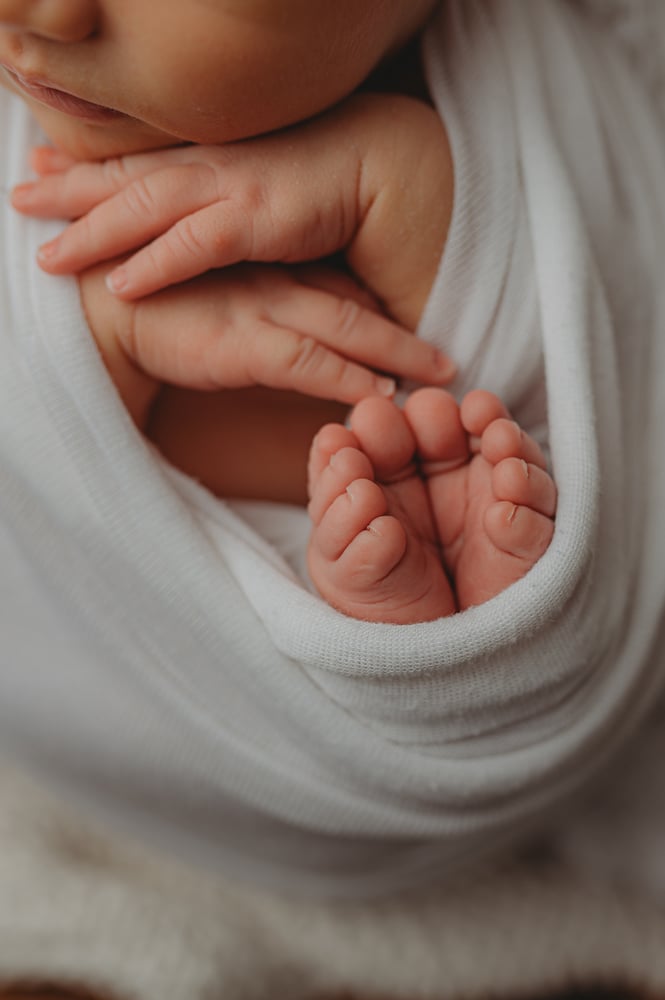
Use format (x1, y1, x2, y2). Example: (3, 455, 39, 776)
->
(0, 0, 97, 43)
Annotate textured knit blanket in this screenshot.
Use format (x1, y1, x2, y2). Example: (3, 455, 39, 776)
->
(3, 1, 665, 996)
(1, 760, 665, 999)
(1, 0, 665, 908)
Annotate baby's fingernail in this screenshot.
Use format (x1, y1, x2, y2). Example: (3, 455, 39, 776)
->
(11, 182, 35, 205)
(436, 353, 457, 379)
(377, 377, 396, 397)
(106, 266, 128, 294)
(37, 238, 59, 262)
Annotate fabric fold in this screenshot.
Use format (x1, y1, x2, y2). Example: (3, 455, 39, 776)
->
(1, 0, 665, 897)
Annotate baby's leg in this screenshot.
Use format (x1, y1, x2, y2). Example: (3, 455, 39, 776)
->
(307, 396, 457, 623)
(405, 388, 556, 609)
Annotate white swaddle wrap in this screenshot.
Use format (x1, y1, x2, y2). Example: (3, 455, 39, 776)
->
(1, 0, 665, 898)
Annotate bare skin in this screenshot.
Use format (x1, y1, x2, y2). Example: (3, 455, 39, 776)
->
(12, 89, 556, 618)
(3, 0, 557, 620)
(2, 2, 453, 502)
(308, 389, 556, 623)
(0, 1, 558, 996)
(51, 92, 457, 507)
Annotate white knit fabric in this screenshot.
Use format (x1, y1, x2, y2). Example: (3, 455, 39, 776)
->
(1, 0, 665, 904)
(0, 0, 665, 997)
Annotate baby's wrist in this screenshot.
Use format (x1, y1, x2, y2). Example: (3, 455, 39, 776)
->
(343, 92, 453, 330)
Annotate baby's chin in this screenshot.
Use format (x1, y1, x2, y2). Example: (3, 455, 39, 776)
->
(24, 98, 182, 161)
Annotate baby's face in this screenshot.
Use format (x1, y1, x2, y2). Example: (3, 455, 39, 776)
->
(0, 0, 433, 160)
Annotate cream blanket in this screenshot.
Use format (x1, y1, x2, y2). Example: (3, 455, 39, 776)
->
(3, 761, 665, 1000)
(1, 0, 665, 918)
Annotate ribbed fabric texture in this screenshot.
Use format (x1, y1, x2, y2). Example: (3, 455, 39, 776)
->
(3, 0, 665, 995)
(1, 0, 665, 899)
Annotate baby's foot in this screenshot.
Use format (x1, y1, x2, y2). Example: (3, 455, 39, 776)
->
(307, 396, 457, 623)
(307, 389, 556, 623)
(404, 387, 556, 609)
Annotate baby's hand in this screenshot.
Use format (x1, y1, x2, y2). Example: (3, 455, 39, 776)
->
(14, 93, 453, 331)
(79, 260, 455, 425)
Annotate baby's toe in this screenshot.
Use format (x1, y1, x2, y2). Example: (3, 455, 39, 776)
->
(484, 501, 554, 561)
(460, 390, 509, 440)
(308, 446, 374, 525)
(480, 418, 547, 470)
(308, 423, 360, 495)
(349, 396, 417, 481)
(492, 457, 557, 517)
(403, 387, 468, 471)
(311, 477, 388, 561)
(336, 514, 408, 585)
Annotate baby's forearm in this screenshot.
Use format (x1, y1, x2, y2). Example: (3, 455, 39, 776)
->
(77, 257, 453, 505)
(78, 263, 340, 504)
(67, 91, 455, 503)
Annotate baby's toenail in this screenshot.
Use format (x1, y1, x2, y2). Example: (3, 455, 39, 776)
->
(508, 504, 519, 524)
(345, 481, 368, 504)
(521, 459, 530, 478)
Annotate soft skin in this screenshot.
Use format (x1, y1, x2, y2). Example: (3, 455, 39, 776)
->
(0, 0, 438, 160)
(62, 92, 456, 503)
(1, 0, 452, 507)
(1, 0, 456, 500)
(1, 0, 556, 615)
(20, 91, 454, 334)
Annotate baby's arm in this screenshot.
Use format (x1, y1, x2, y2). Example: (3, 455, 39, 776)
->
(77, 257, 454, 430)
(15, 92, 453, 333)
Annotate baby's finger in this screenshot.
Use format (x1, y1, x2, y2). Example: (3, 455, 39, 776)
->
(103, 198, 255, 298)
(269, 284, 456, 386)
(123, 292, 394, 405)
(30, 146, 77, 175)
(244, 325, 398, 404)
(13, 147, 210, 221)
(13, 162, 103, 219)
(31, 164, 222, 274)
(14, 155, 152, 218)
